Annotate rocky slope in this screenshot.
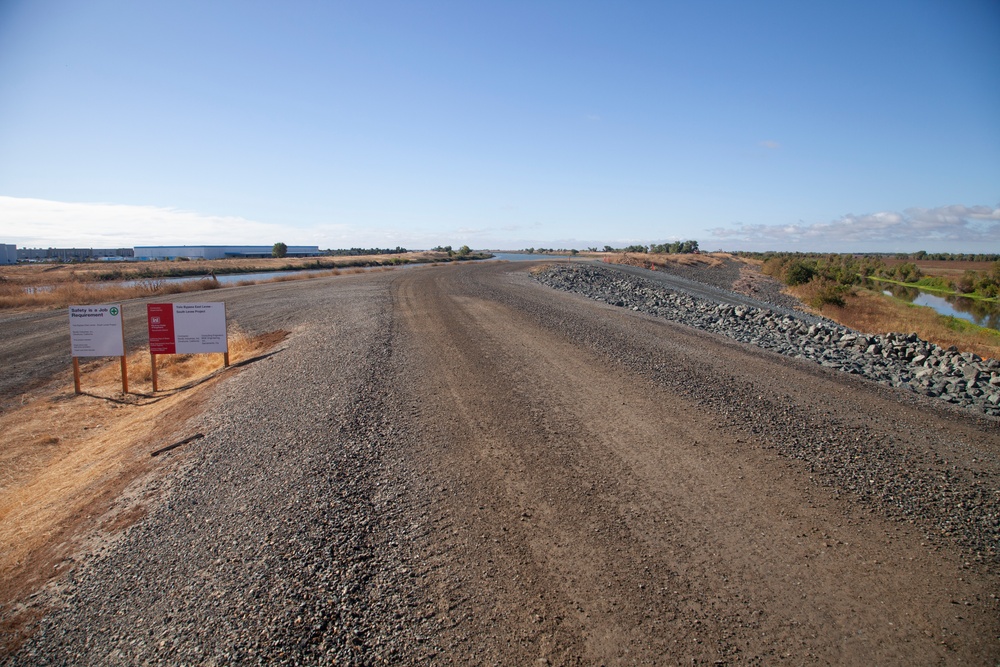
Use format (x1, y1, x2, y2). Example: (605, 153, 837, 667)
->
(535, 263, 1000, 417)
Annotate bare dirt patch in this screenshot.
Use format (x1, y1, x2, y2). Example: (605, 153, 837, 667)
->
(0, 329, 288, 652)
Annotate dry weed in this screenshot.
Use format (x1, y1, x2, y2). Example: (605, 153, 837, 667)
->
(604, 252, 725, 271)
(814, 289, 1000, 360)
(0, 329, 289, 631)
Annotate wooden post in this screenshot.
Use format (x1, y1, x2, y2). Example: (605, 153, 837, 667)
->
(119, 308, 128, 394)
(73, 357, 81, 394)
(120, 355, 129, 394)
(222, 303, 229, 368)
(151, 352, 158, 392)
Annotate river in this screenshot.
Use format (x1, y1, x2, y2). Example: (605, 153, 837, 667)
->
(880, 284, 1000, 330)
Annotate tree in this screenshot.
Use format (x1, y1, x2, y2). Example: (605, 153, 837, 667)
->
(272, 242, 288, 258)
(458, 245, 471, 256)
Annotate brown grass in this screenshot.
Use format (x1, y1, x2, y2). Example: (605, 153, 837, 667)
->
(799, 287, 1000, 360)
(881, 258, 995, 278)
(0, 277, 223, 311)
(0, 252, 456, 312)
(603, 252, 727, 271)
(0, 329, 288, 650)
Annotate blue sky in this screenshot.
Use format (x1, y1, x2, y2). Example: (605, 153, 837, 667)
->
(1, 0, 998, 252)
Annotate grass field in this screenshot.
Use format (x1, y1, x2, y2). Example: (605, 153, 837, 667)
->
(881, 258, 996, 277)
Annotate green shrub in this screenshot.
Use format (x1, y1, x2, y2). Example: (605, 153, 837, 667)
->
(808, 279, 849, 308)
(785, 261, 816, 286)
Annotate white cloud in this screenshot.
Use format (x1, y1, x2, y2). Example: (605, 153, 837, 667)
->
(0, 196, 296, 247)
(759, 140, 780, 150)
(0, 196, 537, 250)
(710, 204, 1000, 251)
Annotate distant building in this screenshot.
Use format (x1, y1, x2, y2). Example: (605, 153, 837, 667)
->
(134, 245, 321, 260)
(17, 247, 135, 261)
(1, 244, 16, 265)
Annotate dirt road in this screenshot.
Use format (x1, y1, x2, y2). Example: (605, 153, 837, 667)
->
(394, 262, 999, 664)
(4, 261, 999, 664)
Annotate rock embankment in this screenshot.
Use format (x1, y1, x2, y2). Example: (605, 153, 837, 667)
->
(535, 264, 1000, 418)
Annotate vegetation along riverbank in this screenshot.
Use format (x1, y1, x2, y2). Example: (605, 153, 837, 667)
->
(0, 250, 491, 311)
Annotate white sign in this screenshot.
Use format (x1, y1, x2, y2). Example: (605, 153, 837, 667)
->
(69, 305, 125, 357)
(174, 303, 227, 353)
(148, 302, 227, 354)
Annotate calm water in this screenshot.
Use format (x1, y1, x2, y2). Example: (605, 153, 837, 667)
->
(881, 285, 1000, 330)
(120, 268, 336, 288)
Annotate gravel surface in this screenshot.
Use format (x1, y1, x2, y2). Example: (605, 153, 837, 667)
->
(608, 255, 806, 313)
(597, 260, 820, 323)
(532, 263, 1000, 563)
(6, 277, 441, 665)
(538, 263, 1000, 417)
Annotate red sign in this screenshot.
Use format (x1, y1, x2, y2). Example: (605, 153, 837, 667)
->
(147, 303, 176, 354)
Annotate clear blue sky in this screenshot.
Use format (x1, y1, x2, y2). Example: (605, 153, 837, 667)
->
(1, 0, 998, 252)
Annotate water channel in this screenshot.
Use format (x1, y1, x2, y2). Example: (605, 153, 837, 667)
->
(879, 283, 1000, 330)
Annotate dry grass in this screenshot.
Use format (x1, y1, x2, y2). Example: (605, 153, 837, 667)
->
(603, 252, 728, 270)
(0, 252, 455, 312)
(0, 329, 288, 647)
(0, 277, 223, 311)
(882, 258, 994, 278)
(801, 288, 1000, 360)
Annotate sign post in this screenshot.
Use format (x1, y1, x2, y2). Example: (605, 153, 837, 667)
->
(147, 303, 228, 391)
(68, 304, 128, 394)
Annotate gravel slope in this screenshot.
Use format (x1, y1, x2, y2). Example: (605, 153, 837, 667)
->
(6, 275, 443, 665)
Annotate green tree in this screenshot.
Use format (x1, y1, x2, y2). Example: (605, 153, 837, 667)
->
(458, 245, 471, 256)
(272, 242, 288, 258)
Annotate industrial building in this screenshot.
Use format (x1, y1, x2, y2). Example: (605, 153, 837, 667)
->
(17, 247, 134, 261)
(134, 245, 321, 260)
(1, 244, 16, 265)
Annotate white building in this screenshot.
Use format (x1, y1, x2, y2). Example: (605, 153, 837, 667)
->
(134, 245, 321, 260)
(1, 244, 16, 265)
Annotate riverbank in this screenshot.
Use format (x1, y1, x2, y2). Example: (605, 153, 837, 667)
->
(871, 275, 1000, 303)
(793, 284, 1000, 360)
(0, 252, 491, 311)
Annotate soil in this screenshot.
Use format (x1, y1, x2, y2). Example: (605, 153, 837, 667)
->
(393, 262, 1000, 664)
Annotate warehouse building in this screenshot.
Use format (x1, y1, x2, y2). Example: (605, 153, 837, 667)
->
(134, 245, 321, 260)
(1, 244, 16, 264)
(17, 247, 134, 261)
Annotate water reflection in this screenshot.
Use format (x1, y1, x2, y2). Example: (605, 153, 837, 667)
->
(877, 282, 1000, 330)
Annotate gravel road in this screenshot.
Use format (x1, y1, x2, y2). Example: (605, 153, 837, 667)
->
(3, 262, 999, 665)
